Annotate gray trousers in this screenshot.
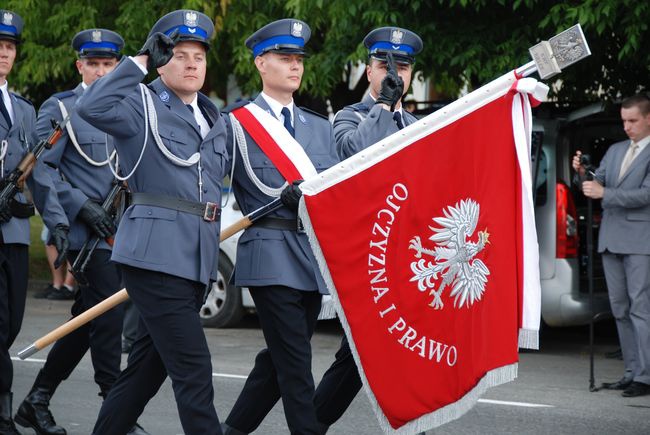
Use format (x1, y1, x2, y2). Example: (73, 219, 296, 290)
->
(602, 252, 650, 384)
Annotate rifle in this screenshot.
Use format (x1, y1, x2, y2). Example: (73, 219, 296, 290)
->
(0, 116, 70, 209)
(69, 180, 127, 285)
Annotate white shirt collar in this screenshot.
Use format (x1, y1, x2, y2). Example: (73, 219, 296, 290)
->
(1, 81, 14, 124)
(633, 135, 650, 152)
(188, 95, 210, 139)
(260, 92, 295, 125)
(81, 82, 88, 90)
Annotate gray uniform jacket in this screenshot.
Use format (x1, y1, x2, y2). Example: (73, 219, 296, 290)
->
(590, 139, 650, 255)
(0, 92, 60, 245)
(32, 84, 117, 250)
(333, 94, 418, 159)
(77, 58, 230, 284)
(225, 95, 339, 293)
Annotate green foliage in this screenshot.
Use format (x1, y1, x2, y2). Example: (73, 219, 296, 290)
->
(5, 0, 649, 110)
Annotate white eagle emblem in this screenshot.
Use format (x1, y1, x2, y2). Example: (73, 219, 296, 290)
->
(184, 11, 198, 27)
(409, 198, 491, 310)
(291, 22, 303, 37)
(390, 29, 404, 45)
(2, 12, 13, 26)
(92, 30, 102, 43)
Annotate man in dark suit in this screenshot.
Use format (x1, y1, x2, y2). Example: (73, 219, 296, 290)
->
(573, 92, 650, 398)
(313, 27, 423, 432)
(77, 10, 229, 434)
(221, 19, 339, 435)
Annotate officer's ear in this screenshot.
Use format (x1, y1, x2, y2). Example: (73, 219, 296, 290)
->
(254, 55, 266, 75)
(75, 59, 84, 75)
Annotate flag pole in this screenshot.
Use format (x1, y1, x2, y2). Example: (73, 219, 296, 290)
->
(17, 198, 283, 360)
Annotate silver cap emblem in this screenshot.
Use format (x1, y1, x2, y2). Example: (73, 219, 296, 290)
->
(390, 29, 404, 45)
(291, 22, 303, 37)
(2, 12, 13, 26)
(184, 11, 198, 27)
(91, 30, 102, 43)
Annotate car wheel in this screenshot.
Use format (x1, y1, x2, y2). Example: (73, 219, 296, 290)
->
(200, 253, 244, 328)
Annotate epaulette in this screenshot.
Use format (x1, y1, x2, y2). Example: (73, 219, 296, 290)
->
(298, 106, 328, 121)
(11, 93, 34, 106)
(222, 99, 250, 114)
(51, 90, 76, 101)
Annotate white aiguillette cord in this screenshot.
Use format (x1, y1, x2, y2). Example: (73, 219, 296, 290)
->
(107, 85, 203, 200)
(57, 100, 116, 167)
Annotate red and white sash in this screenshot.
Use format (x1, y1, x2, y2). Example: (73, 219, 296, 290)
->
(231, 103, 317, 183)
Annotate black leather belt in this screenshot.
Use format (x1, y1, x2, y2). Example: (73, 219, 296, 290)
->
(254, 216, 305, 233)
(129, 192, 220, 222)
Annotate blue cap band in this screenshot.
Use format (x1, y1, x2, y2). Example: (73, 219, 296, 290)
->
(253, 35, 305, 57)
(165, 25, 208, 40)
(79, 41, 119, 52)
(369, 41, 414, 55)
(0, 24, 17, 36)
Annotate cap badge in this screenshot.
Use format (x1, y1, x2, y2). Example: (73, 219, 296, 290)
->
(92, 30, 102, 43)
(390, 29, 404, 45)
(159, 90, 170, 103)
(2, 12, 13, 26)
(291, 22, 303, 37)
(184, 11, 198, 27)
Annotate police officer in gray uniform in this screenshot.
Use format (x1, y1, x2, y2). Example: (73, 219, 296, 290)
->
(15, 29, 148, 435)
(77, 10, 228, 435)
(334, 27, 422, 159)
(0, 11, 68, 435)
(221, 19, 339, 435)
(313, 27, 423, 432)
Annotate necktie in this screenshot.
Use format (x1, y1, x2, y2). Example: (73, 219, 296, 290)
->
(281, 107, 295, 137)
(186, 104, 194, 114)
(0, 89, 12, 128)
(393, 111, 404, 130)
(618, 142, 639, 181)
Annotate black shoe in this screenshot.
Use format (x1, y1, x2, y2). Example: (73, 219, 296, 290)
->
(14, 370, 65, 435)
(622, 382, 650, 397)
(0, 418, 21, 435)
(33, 284, 56, 299)
(601, 377, 633, 390)
(0, 392, 21, 435)
(127, 423, 150, 435)
(46, 288, 74, 301)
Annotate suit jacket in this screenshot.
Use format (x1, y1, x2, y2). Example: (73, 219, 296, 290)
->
(333, 94, 418, 159)
(1, 91, 59, 245)
(225, 95, 339, 293)
(77, 57, 230, 284)
(591, 139, 650, 255)
(31, 84, 118, 250)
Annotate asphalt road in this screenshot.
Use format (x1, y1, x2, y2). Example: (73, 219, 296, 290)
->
(9, 283, 650, 435)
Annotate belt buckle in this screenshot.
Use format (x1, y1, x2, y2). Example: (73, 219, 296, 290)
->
(297, 216, 306, 234)
(203, 202, 220, 222)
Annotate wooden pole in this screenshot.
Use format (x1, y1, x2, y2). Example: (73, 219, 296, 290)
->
(18, 198, 283, 359)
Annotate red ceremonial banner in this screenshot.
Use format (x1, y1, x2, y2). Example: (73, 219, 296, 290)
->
(300, 73, 545, 433)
